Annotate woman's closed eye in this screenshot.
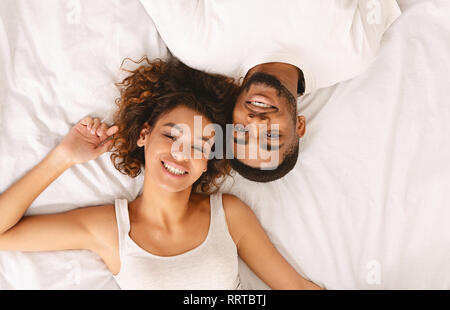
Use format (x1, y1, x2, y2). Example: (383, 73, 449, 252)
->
(164, 132, 208, 156)
(163, 133, 177, 141)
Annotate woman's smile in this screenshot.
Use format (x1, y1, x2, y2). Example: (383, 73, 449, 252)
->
(161, 160, 189, 178)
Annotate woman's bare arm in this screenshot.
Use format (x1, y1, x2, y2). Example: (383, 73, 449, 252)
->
(222, 194, 323, 290)
(0, 117, 118, 253)
(0, 205, 113, 252)
(0, 147, 72, 234)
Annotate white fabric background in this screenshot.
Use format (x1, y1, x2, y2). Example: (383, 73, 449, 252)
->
(0, 0, 449, 289)
(0, 0, 168, 289)
(139, 0, 401, 94)
(221, 0, 450, 289)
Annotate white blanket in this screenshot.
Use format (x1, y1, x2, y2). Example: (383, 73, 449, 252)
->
(221, 0, 450, 289)
(0, 0, 168, 289)
(1, 0, 449, 289)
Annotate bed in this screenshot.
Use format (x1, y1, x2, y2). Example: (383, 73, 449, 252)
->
(1, 0, 449, 289)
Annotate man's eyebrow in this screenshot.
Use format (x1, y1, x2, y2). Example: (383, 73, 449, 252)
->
(265, 143, 283, 151)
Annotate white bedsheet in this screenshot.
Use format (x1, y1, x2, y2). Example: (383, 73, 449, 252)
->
(221, 0, 450, 289)
(0, 0, 168, 289)
(1, 0, 449, 290)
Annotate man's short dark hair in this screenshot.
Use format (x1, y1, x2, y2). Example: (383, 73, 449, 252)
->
(297, 70, 305, 96)
(230, 141, 299, 183)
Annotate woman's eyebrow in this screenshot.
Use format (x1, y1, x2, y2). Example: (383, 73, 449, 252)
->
(163, 122, 212, 143)
(162, 122, 183, 132)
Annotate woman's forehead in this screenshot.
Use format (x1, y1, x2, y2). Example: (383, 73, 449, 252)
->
(161, 106, 211, 123)
(158, 108, 217, 140)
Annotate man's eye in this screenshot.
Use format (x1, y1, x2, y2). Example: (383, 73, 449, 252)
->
(266, 132, 280, 139)
(235, 125, 247, 133)
(192, 146, 204, 153)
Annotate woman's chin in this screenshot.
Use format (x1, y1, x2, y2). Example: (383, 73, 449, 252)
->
(157, 182, 191, 193)
(154, 163, 194, 192)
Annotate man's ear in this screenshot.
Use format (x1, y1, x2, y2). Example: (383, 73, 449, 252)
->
(296, 115, 306, 138)
(137, 123, 151, 147)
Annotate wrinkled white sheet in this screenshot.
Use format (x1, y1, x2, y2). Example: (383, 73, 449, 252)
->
(221, 0, 450, 289)
(0, 0, 449, 290)
(0, 0, 168, 289)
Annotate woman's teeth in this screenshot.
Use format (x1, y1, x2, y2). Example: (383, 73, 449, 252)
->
(163, 162, 187, 175)
(249, 101, 272, 108)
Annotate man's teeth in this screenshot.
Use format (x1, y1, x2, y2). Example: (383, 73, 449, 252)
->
(163, 162, 187, 175)
(249, 101, 272, 108)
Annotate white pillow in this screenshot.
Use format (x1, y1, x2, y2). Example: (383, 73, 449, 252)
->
(139, 0, 401, 94)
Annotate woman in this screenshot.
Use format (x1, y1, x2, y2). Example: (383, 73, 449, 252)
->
(0, 57, 321, 290)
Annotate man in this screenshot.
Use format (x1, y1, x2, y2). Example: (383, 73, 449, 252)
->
(139, 0, 401, 182)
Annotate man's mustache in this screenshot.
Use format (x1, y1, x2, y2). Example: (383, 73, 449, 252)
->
(239, 72, 298, 118)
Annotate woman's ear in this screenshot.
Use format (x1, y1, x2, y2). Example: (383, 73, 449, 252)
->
(137, 123, 151, 147)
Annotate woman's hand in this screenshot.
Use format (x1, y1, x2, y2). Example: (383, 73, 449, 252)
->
(56, 117, 119, 166)
(0, 117, 118, 234)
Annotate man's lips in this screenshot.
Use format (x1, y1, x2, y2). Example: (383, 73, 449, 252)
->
(245, 95, 279, 113)
(248, 95, 275, 107)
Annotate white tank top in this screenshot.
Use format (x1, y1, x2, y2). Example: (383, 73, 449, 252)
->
(113, 192, 241, 290)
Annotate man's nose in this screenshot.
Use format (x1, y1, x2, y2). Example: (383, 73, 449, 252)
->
(245, 119, 270, 141)
(246, 113, 269, 125)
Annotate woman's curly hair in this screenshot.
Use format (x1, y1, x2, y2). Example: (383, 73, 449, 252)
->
(110, 56, 239, 194)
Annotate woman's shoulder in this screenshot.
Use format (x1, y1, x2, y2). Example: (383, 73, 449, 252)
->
(70, 204, 119, 258)
(221, 194, 250, 214)
(75, 204, 117, 242)
(221, 194, 257, 236)
(190, 192, 251, 219)
(190, 192, 254, 223)
(77, 204, 116, 223)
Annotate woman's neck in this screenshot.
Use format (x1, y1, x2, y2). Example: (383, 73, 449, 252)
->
(130, 174, 193, 230)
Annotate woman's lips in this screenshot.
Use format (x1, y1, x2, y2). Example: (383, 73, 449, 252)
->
(161, 160, 189, 178)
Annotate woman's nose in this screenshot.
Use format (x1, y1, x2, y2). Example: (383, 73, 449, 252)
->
(169, 132, 193, 161)
(171, 147, 190, 161)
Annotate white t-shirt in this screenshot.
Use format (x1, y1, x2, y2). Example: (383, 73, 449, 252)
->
(140, 0, 401, 94)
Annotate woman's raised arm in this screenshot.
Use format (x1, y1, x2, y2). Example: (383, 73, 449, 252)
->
(0, 117, 118, 250)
